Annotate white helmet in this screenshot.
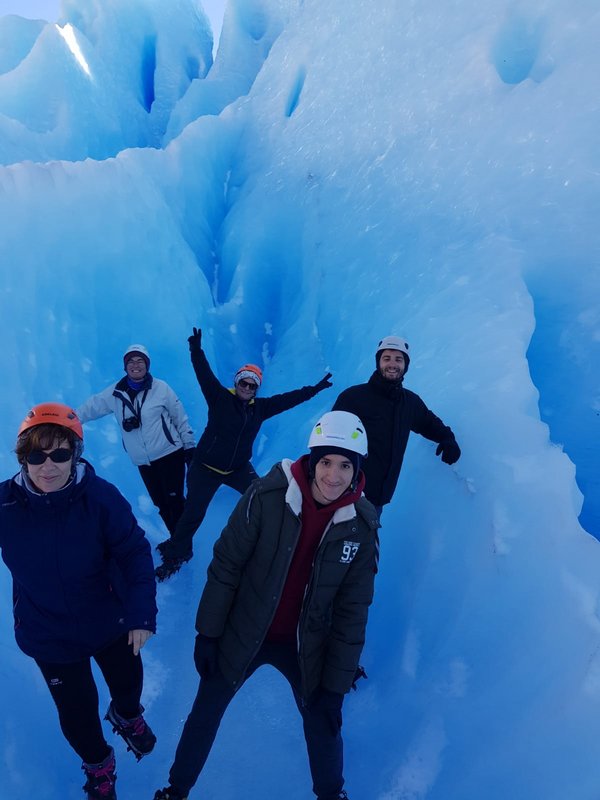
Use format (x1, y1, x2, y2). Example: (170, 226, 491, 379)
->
(308, 411, 368, 456)
(376, 335, 410, 370)
(123, 343, 150, 368)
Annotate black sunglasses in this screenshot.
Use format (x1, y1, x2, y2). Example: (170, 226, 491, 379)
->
(238, 379, 258, 391)
(26, 448, 73, 465)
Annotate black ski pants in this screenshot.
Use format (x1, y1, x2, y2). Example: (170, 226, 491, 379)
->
(168, 459, 258, 557)
(35, 633, 144, 765)
(138, 447, 186, 535)
(168, 641, 345, 799)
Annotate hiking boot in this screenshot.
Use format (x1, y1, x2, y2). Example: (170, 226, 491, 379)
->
(82, 747, 117, 799)
(155, 552, 192, 582)
(156, 540, 169, 557)
(153, 787, 188, 800)
(105, 702, 156, 760)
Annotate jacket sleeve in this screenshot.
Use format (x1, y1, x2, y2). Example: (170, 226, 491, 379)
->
(195, 486, 262, 637)
(76, 385, 116, 423)
(190, 347, 225, 404)
(164, 384, 195, 449)
(410, 393, 455, 444)
(100, 483, 157, 633)
(258, 384, 321, 421)
(321, 531, 377, 694)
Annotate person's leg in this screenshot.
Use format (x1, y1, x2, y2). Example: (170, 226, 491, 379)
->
(166, 671, 236, 794)
(94, 633, 143, 718)
(224, 461, 259, 494)
(96, 633, 156, 758)
(165, 644, 271, 794)
(138, 449, 186, 535)
(300, 692, 345, 800)
(35, 657, 111, 765)
(264, 643, 345, 800)
(167, 463, 223, 558)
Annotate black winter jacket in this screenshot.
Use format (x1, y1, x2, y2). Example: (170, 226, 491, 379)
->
(191, 346, 324, 472)
(333, 371, 456, 506)
(195, 460, 379, 700)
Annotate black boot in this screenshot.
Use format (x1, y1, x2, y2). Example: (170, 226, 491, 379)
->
(82, 747, 117, 799)
(153, 787, 188, 800)
(105, 702, 156, 760)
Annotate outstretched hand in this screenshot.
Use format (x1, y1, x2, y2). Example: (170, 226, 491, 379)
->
(315, 372, 333, 392)
(435, 438, 461, 465)
(188, 326, 202, 351)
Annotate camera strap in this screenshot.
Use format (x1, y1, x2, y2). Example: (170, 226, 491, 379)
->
(115, 387, 149, 425)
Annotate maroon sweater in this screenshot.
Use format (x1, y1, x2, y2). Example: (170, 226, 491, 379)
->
(266, 455, 365, 643)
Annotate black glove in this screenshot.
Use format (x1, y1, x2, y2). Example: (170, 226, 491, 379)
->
(351, 664, 368, 691)
(435, 438, 461, 465)
(188, 326, 202, 352)
(314, 372, 333, 392)
(194, 633, 219, 680)
(184, 448, 195, 467)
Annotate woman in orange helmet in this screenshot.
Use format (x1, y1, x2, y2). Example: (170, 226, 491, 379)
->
(0, 403, 157, 800)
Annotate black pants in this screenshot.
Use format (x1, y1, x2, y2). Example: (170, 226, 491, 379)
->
(169, 460, 258, 557)
(138, 447, 186, 535)
(35, 633, 144, 765)
(168, 642, 344, 799)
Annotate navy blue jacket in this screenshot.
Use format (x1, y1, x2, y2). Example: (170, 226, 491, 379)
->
(191, 345, 324, 473)
(0, 461, 157, 663)
(333, 371, 456, 506)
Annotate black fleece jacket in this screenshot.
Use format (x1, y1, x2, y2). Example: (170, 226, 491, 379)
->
(190, 345, 324, 473)
(333, 371, 456, 506)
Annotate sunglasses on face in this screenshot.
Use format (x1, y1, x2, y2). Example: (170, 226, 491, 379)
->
(238, 379, 258, 391)
(26, 448, 73, 465)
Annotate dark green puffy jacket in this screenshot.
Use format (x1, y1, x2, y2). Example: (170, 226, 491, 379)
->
(195, 460, 379, 700)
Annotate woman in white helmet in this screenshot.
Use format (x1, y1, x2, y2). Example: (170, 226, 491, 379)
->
(77, 344, 196, 537)
(152, 410, 379, 800)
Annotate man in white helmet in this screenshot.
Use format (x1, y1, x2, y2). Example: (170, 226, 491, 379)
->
(152, 411, 379, 800)
(333, 335, 460, 515)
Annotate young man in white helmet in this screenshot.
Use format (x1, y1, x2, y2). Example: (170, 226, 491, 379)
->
(152, 411, 379, 800)
(333, 335, 460, 515)
(77, 344, 196, 537)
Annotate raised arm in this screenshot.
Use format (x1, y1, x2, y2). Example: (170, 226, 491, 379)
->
(188, 327, 225, 404)
(260, 372, 333, 420)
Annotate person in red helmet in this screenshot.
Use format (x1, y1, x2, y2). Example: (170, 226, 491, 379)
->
(0, 403, 157, 800)
(156, 327, 333, 581)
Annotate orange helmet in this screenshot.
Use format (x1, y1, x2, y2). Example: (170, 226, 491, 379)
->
(18, 402, 84, 440)
(234, 364, 263, 388)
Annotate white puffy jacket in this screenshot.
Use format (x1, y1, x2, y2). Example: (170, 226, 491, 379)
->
(77, 376, 195, 466)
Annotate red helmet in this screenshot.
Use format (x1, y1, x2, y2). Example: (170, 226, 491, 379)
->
(18, 402, 84, 440)
(234, 364, 263, 388)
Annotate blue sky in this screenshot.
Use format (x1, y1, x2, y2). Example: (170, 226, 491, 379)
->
(0, 0, 225, 41)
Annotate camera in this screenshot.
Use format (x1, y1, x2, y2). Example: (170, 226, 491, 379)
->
(123, 417, 140, 432)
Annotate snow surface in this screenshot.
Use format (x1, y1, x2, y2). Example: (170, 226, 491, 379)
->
(1, 0, 600, 798)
